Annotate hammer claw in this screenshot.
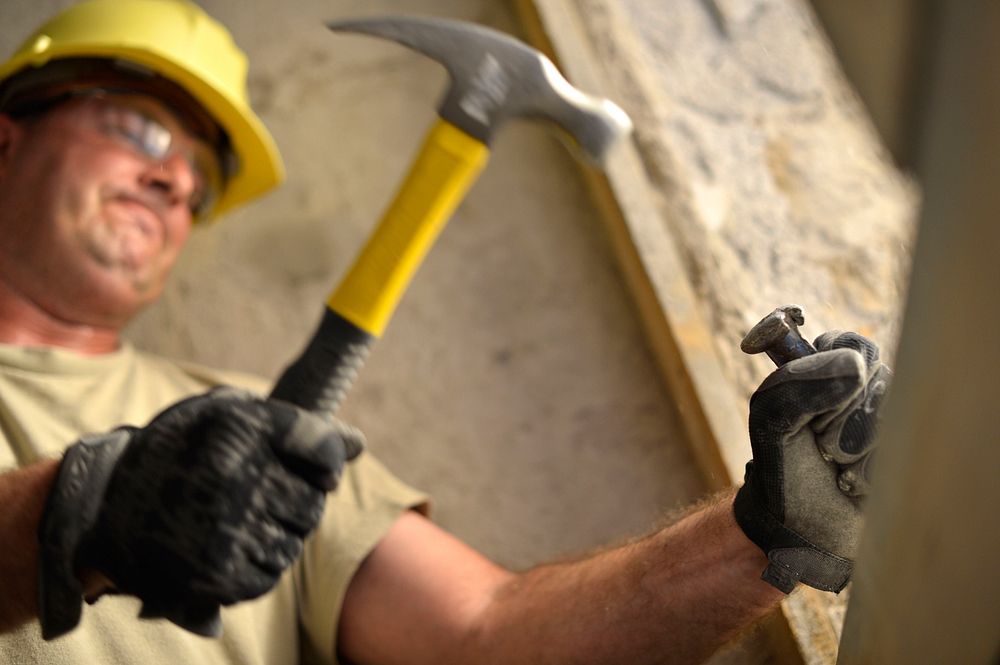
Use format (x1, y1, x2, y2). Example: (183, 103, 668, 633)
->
(327, 15, 631, 161)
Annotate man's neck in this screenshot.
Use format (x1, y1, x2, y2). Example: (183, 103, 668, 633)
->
(0, 280, 122, 355)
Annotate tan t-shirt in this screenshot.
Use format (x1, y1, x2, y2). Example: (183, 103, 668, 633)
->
(0, 342, 426, 665)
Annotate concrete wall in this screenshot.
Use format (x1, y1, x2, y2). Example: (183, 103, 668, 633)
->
(2, 0, 707, 577)
(566, 0, 918, 402)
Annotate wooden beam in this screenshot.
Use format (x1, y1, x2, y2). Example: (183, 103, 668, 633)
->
(838, 3, 1000, 661)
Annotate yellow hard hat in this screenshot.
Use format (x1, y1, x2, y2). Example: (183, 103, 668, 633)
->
(0, 0, 284, 220)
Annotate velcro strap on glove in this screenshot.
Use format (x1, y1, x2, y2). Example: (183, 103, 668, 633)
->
(734, 464, 854, 594)
(37, 428, 132, 640)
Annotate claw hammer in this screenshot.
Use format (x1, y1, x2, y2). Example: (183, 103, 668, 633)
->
(270, 15, 632, 412)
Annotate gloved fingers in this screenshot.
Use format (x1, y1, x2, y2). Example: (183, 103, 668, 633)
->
(142, 389, 366, 490)
(838, 450, 874, 498)
(189, 555, 278, 605)
(146, 489, 309, 606)
(813, 331, 880, 368)
(814, 362, 891, 465)
(187, 515, 297, 603)
(244, 527, 304, 577)
(264, 400, 366, 491)
(173, 391, 365, 490)
(259, 463, 327, 536)
(751, 347, 867, 432)
(804, 333, 890, 485)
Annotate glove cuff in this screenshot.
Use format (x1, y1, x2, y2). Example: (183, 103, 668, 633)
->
(37, 428, 132, 640)
(734, 465, 853, 594)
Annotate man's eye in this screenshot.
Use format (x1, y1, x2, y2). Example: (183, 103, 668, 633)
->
(141, 120, 172, 159)
(109, 108, 171, 159)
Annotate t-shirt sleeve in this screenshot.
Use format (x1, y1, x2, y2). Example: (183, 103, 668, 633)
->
(293, 452, 429, 665)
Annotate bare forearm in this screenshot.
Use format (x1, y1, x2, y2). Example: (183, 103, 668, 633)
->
(0, 460, 59, 633)
(341, 492, 784, 665)
(474, 490, 783, 664)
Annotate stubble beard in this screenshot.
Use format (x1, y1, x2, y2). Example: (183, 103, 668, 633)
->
(77, 203, 171, 301)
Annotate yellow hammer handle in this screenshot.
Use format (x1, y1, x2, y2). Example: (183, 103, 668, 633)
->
(327, 119, 489, 336)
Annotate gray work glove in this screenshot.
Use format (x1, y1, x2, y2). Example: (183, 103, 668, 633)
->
(733, 331, 891, 593)
(37, 387, 365, 640)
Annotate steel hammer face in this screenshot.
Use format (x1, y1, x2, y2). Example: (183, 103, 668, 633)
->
(327, 15, 632, 164)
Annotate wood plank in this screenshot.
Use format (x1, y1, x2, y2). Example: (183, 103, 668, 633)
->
(837, 3, 1000, 661)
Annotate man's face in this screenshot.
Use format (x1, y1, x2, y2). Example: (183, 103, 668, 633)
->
(0, 93, 216, 327)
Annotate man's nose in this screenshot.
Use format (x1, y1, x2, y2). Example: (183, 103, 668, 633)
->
(139, 153, 197, 210)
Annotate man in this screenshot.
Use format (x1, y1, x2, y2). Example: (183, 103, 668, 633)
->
(0, 1, 888, 663)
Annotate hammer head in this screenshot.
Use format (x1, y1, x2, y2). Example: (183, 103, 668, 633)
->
(327, 15, 632, 164)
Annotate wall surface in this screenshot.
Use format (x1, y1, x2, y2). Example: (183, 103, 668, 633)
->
(571, 0, 918, 399)
(1, 0, 710, 610)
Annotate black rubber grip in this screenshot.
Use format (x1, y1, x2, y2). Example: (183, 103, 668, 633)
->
(270, 308, 375, 414)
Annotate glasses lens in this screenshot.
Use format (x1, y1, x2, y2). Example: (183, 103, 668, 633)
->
(188, 146, 223, 218)
(90, 95, 224, 218)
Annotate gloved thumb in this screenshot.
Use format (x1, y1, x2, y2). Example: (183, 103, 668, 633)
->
(267, 402, 366, 491)
(750, 348, 867, 446)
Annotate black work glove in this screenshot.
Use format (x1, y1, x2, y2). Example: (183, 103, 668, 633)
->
(38, 387, 365, 640)
(734, 332, 891, 593)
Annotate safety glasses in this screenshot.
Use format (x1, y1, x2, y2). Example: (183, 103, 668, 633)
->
(9, 90, 227, 219)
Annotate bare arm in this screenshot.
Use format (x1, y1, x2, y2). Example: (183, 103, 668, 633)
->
(0, 460, 114, 635)
(338, 489, 784, 665)
(0, 460, 59, 633)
